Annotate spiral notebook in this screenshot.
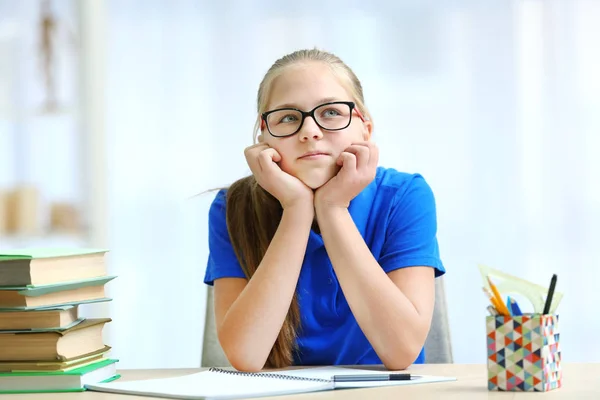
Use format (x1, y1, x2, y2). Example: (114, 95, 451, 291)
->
(85, 366, 456, 400)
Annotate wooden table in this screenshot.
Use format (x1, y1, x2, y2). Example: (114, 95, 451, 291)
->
(3, 363, 598, 399)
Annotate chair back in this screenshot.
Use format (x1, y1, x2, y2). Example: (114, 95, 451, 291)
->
(201, 277, 453, 366)
(424, 276, 454, 363)
(201, 285, 230, 367)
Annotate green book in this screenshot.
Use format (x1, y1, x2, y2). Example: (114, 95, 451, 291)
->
(0, 248, 109, 287)
(0, 346, 111, 372)
(0, 275, 116, 310)
(0, 358, 120, 393)
(0, 317, 85, 333)
(0, 275, 117, 293)
(0, 305, 79, 331)
(0, 298, 113, 311)
(0, 248, 109, 261)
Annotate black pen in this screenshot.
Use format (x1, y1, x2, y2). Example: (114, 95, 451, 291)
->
(542, 274, 558, 315)
(333, 373, 411, 382)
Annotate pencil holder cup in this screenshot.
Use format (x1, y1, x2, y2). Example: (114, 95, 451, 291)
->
(486, 314, 562, 392)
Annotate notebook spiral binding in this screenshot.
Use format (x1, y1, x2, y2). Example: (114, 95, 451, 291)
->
(208, 367, 331, 383)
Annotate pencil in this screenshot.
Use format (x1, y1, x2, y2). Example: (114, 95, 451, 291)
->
(487, 277, 511, 316)
(509, 297, 523, 316)
(482, 287, 503, 314)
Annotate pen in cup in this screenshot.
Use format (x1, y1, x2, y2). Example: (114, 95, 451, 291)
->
(542, 274, 558, 315)
(487, 305, 499, 316)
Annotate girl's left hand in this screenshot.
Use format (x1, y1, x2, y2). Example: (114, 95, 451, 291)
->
(314, 141, 379, 210)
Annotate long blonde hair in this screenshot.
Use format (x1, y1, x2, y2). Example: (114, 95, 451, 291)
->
(226, 48, 371, 368)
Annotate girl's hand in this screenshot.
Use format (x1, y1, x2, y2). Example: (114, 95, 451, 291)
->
(314, 141, 379, 210)
(245, 143, 314, 210)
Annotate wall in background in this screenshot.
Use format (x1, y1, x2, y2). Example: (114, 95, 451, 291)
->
(2, 0, 598, 368)
(104, 0, 600, 368)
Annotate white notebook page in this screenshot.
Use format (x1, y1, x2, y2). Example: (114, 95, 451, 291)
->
(86, 370, 333, 400)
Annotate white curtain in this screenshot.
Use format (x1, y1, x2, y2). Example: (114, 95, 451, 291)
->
(104, 0, 600, 368)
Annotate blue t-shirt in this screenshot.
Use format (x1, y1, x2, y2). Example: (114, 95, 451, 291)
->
(204, 166, 445, 366)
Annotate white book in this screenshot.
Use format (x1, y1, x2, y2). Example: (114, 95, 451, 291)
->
(86, 366, 456, 400)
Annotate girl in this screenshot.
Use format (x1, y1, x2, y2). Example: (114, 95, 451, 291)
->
(204, 49, 445, 372)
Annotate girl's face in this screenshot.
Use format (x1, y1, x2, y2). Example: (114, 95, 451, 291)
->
(261, 62, 373, 189)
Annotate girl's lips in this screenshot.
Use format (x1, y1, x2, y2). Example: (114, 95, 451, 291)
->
(299, 151, 330, 160)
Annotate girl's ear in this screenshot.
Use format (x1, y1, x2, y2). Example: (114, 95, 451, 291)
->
(256, 117, 266, 143)
(362, 120, 374, 141)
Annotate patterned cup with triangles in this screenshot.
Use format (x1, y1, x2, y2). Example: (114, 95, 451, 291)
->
(486, 314, 562, 392)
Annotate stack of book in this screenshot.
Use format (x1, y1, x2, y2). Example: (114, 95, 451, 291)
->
(0, 248, 119, 394)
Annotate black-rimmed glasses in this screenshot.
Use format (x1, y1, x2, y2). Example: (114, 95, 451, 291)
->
(261, 101, 365, 138)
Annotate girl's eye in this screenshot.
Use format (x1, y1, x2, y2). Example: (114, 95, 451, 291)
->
(279, 114, 299, 123)
(321, 108, 341, 118)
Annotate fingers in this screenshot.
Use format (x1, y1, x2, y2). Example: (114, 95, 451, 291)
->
(244, 142, 269, 160)
(245, 143, 281, 175)
(257, 148, 282, 173)
(244, 143, 268, 174)
(343, 141, 378, 171)
(366, 142, 379, 170)
(337, 151, 357, 171)
(344, 144, 369, 170)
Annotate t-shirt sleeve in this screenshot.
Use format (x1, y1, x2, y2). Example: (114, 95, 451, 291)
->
(379, 174, 446, 277)
(203, 190, 248, 286)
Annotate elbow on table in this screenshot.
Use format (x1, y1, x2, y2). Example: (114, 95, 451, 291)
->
(222, 347, 266, 373)
(228, 357, 265, 373)
(383, 358, 414, 371)
(381, 345, 425, 371)
(218, 334, 267, 373)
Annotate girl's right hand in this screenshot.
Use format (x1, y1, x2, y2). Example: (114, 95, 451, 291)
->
(244, 143, 313, 210)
